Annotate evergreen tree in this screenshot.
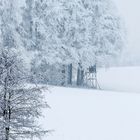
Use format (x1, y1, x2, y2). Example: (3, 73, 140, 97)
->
(0, 48, 48, 140)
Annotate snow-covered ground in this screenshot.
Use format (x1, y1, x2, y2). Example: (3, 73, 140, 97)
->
(39, 66, 140, 140)
(98, 66, 140, 93)
(41, 87, 140, 140)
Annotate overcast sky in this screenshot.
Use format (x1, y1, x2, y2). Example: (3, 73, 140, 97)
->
(113, 0, 140, 57)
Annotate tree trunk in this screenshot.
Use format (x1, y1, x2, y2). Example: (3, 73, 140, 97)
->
(94, 64, 97, 89)
(3, 75, 11, 140)
(67, 64, 72, 85)
(81, 69, 84, 85)
(77, 63, 84, 86)
(5, 127, 10, 140)
(61, 65, 66, 86)
(77, 66, 80, 86)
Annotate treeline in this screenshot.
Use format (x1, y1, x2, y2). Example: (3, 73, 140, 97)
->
(0, 0, 125, 87)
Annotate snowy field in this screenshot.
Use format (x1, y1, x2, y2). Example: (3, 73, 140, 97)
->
(98, 66, 140, 93)
(40, 66, 140, 140)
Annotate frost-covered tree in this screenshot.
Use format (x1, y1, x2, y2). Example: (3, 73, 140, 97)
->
(60, 0, 124, 86)
(0, 0, 21, 49)
(19, 0, 35, 50)
(31, 58, 68, 85)
(0, 49, 48, 140)
(19, 0, 124, 87)
(20, 0, 47, 51)
(36, 0, 87, 85)
(82, 0, 124, 67)
(45, 0, 124, 86)
(22, 0, 70, 85)
(77, 0, 124, 86)
(19, 0, 48, 82)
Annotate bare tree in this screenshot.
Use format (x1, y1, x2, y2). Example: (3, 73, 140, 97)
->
(0, 48, 49, 140)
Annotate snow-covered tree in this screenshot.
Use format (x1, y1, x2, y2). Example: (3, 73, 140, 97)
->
(19, 0, 34, 51)
(0, 0, 21, 49)
(83, 0, 124, 67)
(77, 0, 124, 86)
(59, 0, 124, 86)
(18, 0, 124, 87)
(0, 49, 48, 140)
(22, 0, 70, 85)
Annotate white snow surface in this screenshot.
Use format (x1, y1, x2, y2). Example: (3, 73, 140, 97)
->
(98, 66, 140, 93)
(41, 86, 140, 140)
(39, 66, 140, 140)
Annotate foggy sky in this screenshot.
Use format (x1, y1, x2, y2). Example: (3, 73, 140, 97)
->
(113, 0, 140, 57)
